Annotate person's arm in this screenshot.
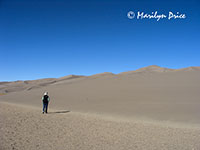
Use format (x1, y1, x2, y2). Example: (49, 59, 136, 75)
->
(48, 97, 50, 102)
(42, 96, 44, 101)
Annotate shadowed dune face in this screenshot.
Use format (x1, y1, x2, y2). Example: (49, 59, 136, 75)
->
(1, 65, 200, 124)
(0, 75, 85, 93)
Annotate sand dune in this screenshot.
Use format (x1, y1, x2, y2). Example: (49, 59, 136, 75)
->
(89, 72, 115, 79)
(1, 65, 199, 94)
(0, 75, 84, 93)
(1, 65, 200, 149)
(120, 65, 175, 74)
(1, 65, 200, 123)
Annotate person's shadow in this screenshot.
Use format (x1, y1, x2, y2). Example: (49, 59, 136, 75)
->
(48, 110, 70, 114)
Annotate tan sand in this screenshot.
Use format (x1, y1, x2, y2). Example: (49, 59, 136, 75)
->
(1, 65, 200, 124)
(1, 102, 200, 150)
(1, 65, 200, 149)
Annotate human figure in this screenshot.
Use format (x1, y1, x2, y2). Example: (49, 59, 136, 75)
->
(42, 92, 50, 114)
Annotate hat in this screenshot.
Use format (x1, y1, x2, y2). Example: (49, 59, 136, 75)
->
(44, 92, 48, 95)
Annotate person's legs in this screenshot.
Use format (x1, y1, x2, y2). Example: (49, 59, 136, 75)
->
(45, 103, 48, 113)
(43, 103, 45, 113)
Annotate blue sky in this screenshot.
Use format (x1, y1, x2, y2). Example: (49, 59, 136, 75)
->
(0, 0, 200, 81)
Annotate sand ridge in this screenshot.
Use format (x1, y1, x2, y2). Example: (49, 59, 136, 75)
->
(1, 65, 200, 94)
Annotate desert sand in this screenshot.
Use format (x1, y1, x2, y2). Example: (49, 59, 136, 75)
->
(1, 65, 200, 149)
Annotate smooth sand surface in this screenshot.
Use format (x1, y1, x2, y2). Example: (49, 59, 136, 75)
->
(1, 65, 200, 124)
(1, 102, 200, 150)
(1, 65, 200, 149)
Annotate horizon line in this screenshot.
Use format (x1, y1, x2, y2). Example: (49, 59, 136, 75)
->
(1, 65, 200, 82)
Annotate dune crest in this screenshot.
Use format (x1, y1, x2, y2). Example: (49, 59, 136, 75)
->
(89, 72, 115, 79)
(135, 65, 174, 72)
(1, 65, 200, 94)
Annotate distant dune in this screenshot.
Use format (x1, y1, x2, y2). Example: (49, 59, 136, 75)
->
(1, 65, 200, 94)
(0, 75, 85, 93)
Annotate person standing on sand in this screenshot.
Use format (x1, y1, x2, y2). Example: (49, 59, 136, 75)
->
(42, 92, 50, 114)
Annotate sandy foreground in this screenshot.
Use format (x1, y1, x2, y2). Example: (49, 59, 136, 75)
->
(1, 102, 200, 150)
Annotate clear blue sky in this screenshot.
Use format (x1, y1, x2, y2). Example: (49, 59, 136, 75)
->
(0, 0, 200, 81)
